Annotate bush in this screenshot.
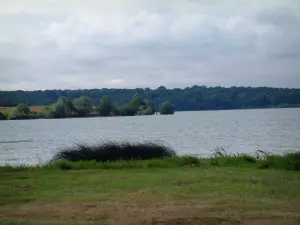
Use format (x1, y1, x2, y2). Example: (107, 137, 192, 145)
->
(41, 106, 55, 118)
(159, 101, 174, 115)
(0, 112, 7, 120)
(8, 112, 39, 120)
(51, 141, 177, 162)
(258, 152, 300, 171)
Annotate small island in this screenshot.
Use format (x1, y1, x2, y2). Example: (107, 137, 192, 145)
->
(0, 95, 175, 120)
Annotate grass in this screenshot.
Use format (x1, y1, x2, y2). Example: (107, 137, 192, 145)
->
(1, 146, 300, 224)
(2, 151, 299, 172)
(51, 141, 177, 162)
(0, 163, 300, 225)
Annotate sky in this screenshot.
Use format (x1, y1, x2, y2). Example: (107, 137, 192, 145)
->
(0, 0, 300, 90)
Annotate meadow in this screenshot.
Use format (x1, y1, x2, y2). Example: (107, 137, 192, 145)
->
(1, 142, 300, 225)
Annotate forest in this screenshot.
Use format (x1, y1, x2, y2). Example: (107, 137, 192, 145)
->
(1, 85, 300, 111)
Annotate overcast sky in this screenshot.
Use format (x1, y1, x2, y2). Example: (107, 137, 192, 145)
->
(0, 0, 299, 90)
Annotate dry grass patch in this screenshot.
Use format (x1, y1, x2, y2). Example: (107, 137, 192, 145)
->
(1, 200, 299, 225)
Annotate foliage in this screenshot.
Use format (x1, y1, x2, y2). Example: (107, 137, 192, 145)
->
(51, 141, 176, 162)
(258, 152, 300, 170)
(39, 106, 55, 119)
(136, 98, 154, 115)
(0, 112, 7, 120)
(73, 96, 93, 117)
(96, 95, 113, 116)
(15, 103, 30, 114)
(2, 94, 156, 120)
(53, 97, 75, 118)
(2, 151, 300, 172)
(8, 103, 36, 120)
(1, 86, 300, 111)
(159, 101, 174, 115)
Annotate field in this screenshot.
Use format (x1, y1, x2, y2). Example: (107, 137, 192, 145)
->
(0, 107, 13, 114)
(0, 106, 98, 116)
(0, 106, 45, 114)
(1, 160, 300, 225)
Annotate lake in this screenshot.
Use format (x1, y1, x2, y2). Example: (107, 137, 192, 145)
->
(0, 108, 300, 165)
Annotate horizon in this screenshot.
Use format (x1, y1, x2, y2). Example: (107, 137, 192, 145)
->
(1, 0, 300, 90)
(1, 84, 300, 92)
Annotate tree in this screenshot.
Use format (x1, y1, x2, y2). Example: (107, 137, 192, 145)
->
(97, 96, 113, 116)
(130, 95, 143, 111)
(9, 103, 31, 119)
(136, 99, 154, 115)
(73, 96, 93, 117)
(40, 106, 55, 119)
(159, 101, 174, 115)
(53, 97, 75, 118)
(15, 103, 30, 114)
(1, 86, 300, 112)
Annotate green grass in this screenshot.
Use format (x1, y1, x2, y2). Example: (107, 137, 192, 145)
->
(2, 151, 299, 172)
(1, 165, 300, 224)
(1, 154, 300, 224)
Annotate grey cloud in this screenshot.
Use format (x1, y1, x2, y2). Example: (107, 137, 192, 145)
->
(0, 1, 300, 90)
(255, 7, 300, 60)
(256, 7, 300, 27)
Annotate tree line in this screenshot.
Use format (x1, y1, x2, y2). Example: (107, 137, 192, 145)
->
(0, 85, 299, 111)
(0, 95, 174, 120)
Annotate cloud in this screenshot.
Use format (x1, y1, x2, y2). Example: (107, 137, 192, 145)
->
(0, 0, 299, 90)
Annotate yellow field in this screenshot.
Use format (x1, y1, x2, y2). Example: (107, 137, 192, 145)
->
(0, 107, 13, 114)
(0, 106, 45, 114)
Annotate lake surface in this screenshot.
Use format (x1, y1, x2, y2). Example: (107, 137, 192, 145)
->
(0, 108, 300, 165)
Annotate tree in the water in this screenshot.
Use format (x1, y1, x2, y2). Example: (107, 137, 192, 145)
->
(73, 96, 93, 117)
(97, 95, 113, 116)
(159, 101, 174, 115)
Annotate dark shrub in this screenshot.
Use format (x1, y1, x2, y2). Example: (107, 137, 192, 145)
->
(51, 141, 176, 162)
(0, 112, 7, 120)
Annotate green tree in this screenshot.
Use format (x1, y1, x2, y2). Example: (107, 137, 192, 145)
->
(54, 97, 75, 118)
(159, 101, 174, 115)
(136, 99, 154, 115)
(15, 103, 30, 114)
(40, 106, 55, 119)
(9, 103, 31, 119)
(130, 95, 143, 111)
(1, 86, 300, 112)
(97, 96, 113, 116)
(73, 96, 93, 117)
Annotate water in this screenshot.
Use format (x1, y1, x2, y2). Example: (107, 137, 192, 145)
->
(0, 108, 300, 165)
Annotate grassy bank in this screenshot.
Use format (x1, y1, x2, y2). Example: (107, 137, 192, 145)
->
(2, 151, 300, 172)
(1, 152, 300, 225)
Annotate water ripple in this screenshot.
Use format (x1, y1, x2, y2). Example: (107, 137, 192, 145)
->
(0, 140, 35, 144)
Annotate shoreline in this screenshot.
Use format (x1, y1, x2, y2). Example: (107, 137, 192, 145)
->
(1, 106, 300, 121)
